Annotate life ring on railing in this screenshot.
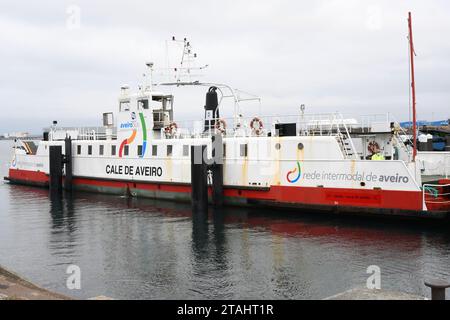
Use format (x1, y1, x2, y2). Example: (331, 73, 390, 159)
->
(215, 119, 227, 133)
(250, 117, 264, 135)
(164, 122, 178, 136)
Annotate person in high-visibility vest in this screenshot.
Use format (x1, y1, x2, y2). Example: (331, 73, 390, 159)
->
(370, 142, 385, 160)
(371, 152, 385, 160)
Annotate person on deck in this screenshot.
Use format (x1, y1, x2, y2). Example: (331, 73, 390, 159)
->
(369, 142, 385, 160)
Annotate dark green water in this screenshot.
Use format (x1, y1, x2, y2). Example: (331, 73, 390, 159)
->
(0, 140, 449, 299)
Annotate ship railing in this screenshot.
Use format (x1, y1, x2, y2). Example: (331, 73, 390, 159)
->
(47, 126, 117, 141)
(349, 113, 413, 162)
(78, 128, 117, 141)
(7, 136, 41, 141)
(163, 112, 406, 138)
(298, 112, 358, 158)
(351, 113, 411, 138)
(358, 113, 390, 133)
(423, 183, 450, 207)
(164, 113, 358, 157)
(166, 113, 362, 138)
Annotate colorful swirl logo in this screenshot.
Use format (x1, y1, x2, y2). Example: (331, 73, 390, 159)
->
(286, 161, 302, 183)
(139, 112, 147, 158)
(119, 112, 147, 158)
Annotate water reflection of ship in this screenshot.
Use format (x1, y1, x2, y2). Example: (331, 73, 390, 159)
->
(9, 184, 450, 247)
(6, 184, 450, 299)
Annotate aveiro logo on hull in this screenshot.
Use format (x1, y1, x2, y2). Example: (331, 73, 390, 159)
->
(287, 161, 302, 183)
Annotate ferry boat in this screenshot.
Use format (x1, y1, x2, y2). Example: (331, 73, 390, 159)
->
(4, 34, 450, 219)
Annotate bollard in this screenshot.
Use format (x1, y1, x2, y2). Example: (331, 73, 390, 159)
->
(424, 278, 450, 300)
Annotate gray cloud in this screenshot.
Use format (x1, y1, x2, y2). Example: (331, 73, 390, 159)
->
(1, 0, 449, 134)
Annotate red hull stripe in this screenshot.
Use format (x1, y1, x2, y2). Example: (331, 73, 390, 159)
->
(8, 168, 48, 184)
(223, 185, 423, 211)
(73, 176, 423, 211)
(8, 169, 424, 211)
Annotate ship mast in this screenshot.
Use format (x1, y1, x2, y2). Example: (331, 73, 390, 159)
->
(408, 12, 417, 161)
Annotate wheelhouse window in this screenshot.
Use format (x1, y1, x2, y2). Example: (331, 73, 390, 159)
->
(120, 101, 130, 112)
(151, 95, 173, 110)
(167, 145, 173, 157)
(138, 145, 143, 157)
(77, 145, 81, 155)
(99, 145, 104, 156)
(152, 145, 157, 156)
(88, 145, 92, 155)
(111, 145, 116, 156)
(124, 145, 129, 156)
(138, 99, 149, 110)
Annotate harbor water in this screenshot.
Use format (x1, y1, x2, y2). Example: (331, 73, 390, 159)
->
(0, 140, 449, 299)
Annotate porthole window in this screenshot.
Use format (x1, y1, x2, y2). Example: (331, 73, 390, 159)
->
(88, 145, 92, 155)
(124, 145, 129, 156)
(77, 145, 81, 155)
(297, 143, 304, 150)
(275, 143, 281, 150)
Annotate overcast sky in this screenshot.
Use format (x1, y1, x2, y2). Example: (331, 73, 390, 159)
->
(1, 0, 449, 134)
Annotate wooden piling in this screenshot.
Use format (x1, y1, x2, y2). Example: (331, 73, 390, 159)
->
(191, 145, 208, 213)
(49, 145, 63, 194)
(211, 134, 224, 208)
(64, 137, 73, 192)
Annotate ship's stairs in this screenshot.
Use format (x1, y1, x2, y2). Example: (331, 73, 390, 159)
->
(338, 135, 356, 159)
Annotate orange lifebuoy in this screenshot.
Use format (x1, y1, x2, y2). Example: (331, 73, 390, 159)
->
(250, 117, 264, 135)
(215, 119, 227, 133)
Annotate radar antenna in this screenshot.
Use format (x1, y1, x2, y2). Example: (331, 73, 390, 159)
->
(169, 36, 209, 83)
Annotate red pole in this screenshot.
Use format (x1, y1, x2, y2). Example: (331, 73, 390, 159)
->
(408, 12, 417, 161)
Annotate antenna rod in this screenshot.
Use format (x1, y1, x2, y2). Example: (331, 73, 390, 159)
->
(408, 12, 417, 161)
